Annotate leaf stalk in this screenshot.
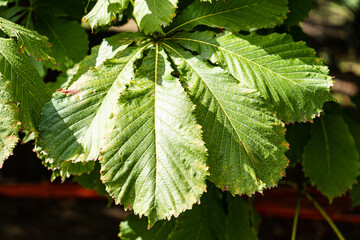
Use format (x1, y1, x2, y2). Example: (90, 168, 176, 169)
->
(303, 191, 345, 240)
(291, 188, 302, 240)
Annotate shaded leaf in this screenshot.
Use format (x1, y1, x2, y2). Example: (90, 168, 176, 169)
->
(168, 187, 226, 240)
(342, 110, 360, 154)
(303, 113, 360, 202)
(163, 41, 288, 196)
(36, 0, 87, 19)
(172, 31, 333, 122)
(286, 0, 314, 27)
(167, 0, 288, 34)
(134, 0, 178, 34)
(285, 122, 311, 166)
(120, 214, 174, 240)
(35, 15, 89, 70)
(73, 162, 108, 197)
(100, 46, 208, 226)
(225, 196, 258, 240)
(350, 178, 360, 208)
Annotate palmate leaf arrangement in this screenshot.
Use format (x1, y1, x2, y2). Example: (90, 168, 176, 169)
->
(2, 0, 360, 238)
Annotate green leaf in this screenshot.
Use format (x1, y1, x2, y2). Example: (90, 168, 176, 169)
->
(0, 38, 51, 132)
(120, 214, 174, 240)
(172, 31, 333, 122)
(83, 0, 130, 30)
(0, 16, 53, 62)
(38, 41, 149, 168)
(303, 113, 360, 202)
(36, 0, 87, 19)
(167, 0, 288, 34)
(163, 41, 288, 196)
(0, 76, 20, 168)
(225, 196, 258, 240)
(0, 1, 9, 6)
(73, 162, 108, 197)
(34, 15, 89, 70)
(350, 178, 360, 208)
(0, 6, 27, 22)
(59, 32, 144, 89)
(168, 187, 226, 240)
(100, 46, 208, 226)
(285, 122, 311, 166)
(342, 111, 360, 154)
(286, 0, 314, 27)
(134, 0, 178, 34)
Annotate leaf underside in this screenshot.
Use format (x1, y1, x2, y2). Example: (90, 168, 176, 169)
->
(83, 0, 130, 30)
(0, 77, 20, 168)
(35, 0, 334, 225)
(38, 41, 149, 168)
(163, 41, 288, 195)
(134, 0, 178, 35)
(0, 38, 51, 132)
(100, 46, 208, 226)
(172, 31, 333, 122)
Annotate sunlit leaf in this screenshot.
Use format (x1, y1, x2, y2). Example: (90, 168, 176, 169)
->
(163, 41, 288, 195)
(100, 46, 208, 226)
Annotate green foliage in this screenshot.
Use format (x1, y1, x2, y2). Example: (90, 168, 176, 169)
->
(34, 16, 88, 70)
(83, 0, 130, 30)
(0, 17, 53, 61)
(172, 31, 333, 122)
(1, 0, 356, 239)
(303, 112, 359, 202)
(134, 0, 178, 34)
(164, 41, 288, 195)
(120, 187, 258, 240)
(167, 0, 288, 33)
(100, 46, 208, 226)
(0, 0, 89, 70)
(0, 77, 20, 167)
(350, 178, 360, 207)
(286, 0, 315, 27)
(0, 27, 51, 132)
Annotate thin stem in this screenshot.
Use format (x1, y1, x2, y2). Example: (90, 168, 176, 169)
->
(303, 191, 345, 240)
(25, 7, 32, 28)
(291, 189, 302, 240)
(129, 0, 134, 6)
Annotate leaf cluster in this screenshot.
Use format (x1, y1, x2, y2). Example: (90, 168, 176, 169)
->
(0, 0, 347, 239)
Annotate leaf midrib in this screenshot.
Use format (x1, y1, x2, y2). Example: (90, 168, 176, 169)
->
(82, 42, 152, 159)
(169, 36, 314, 92)
(166, 1, 263, 34)
(162, 42, 255, 162)
(0, 40, 44, 119)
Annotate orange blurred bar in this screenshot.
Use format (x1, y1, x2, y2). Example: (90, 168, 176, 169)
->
(1, 183, 360, 223)
(0, 182, 103, 199)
